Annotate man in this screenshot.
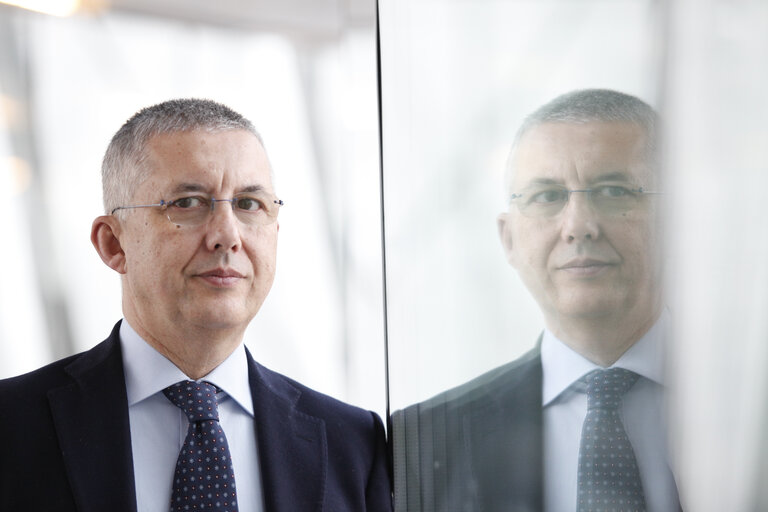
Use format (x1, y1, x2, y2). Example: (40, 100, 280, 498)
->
(0, 98, 391, 512)
(393, 89, 679, 511)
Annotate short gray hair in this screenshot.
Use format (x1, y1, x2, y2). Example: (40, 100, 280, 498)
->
(507, 89, 658, 188)
(102, 98, 263, 214)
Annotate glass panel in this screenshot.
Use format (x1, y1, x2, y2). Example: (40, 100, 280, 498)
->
(665, 0, 768, 509)
(379, 1, 675, 510)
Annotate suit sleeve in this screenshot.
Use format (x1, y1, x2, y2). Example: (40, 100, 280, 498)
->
(366, 411, 394, 511)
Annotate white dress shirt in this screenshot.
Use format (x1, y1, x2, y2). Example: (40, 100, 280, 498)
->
(120, 320, 264, 512)
(542, 312, 679, 512)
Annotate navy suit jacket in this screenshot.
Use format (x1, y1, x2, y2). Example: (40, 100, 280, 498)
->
(0, 321, 392, 512)
(392, 347, 543, 512)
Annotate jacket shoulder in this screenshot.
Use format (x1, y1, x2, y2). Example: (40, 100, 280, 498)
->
(0, 322, 122, 404)
(247, 351, 382, 428)
(410, 344, 542, 415)
(391, 345, 544, 512)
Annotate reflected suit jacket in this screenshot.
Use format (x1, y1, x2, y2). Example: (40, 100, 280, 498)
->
(392, 346, 543, 512)
(0, 321, 392, 512)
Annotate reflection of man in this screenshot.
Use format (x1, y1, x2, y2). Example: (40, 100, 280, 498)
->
(394, 89, 679, 511)
(0, 99, 391, 512)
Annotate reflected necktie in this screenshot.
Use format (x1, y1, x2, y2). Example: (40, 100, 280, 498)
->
(577, 368, 646, 512)
(163, 380, 239, 512)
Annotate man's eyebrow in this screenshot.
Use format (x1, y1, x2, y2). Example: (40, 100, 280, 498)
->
(238, 185, 267, 194)
(521, 177, 562, 187)
(591, 171, 631, 182)
(516, 172, 633, 189)
(168, 183, 269, 194)
(170, 183, 206, 194)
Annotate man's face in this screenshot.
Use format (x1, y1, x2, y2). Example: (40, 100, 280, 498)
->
(498, 121, 661, 328)
(118, 129, 278, 340)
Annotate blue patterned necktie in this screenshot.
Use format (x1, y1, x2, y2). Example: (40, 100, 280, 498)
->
(577, 368, 646, 512)
(163, 380, 239, 512)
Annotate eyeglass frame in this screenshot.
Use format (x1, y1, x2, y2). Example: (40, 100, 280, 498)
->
(507, 184, 661, 218)
(110, 194, 284, 227)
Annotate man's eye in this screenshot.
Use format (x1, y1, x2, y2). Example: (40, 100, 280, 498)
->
(171, 196, 207, 209)
(530, 189, 566, 204)
(235, 196, 264, 211)
(595, 185, 633, 198)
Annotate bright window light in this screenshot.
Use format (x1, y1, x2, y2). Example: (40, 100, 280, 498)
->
(1, 0, 81, 17)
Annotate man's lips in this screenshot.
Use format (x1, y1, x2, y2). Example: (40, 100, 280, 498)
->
(558, 258, 616, 276)
(195, 268, 245, 286)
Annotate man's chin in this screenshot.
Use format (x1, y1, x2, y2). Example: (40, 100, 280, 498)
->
(551, 295, 624, 321)
(187, 306, 254, 332)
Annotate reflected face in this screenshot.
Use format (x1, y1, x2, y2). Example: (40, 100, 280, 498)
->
(118, 129, 278, 338)
(498, 121, 661, 326)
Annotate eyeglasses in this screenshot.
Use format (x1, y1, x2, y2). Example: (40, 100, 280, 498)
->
(508, 184, 660, 218)
(111, 192, 284, 227)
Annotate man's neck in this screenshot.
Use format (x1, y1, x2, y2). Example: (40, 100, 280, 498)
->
(126, 315, 244, 380)
(544, 309, 661, 367)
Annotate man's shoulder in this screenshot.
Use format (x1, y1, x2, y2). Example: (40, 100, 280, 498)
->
(413, 344, 542, 415)
(247, 354, 383, 430)
(0, 354, 81, 420)
(391, 345, 544, 512)
(0, 323, 122, 405)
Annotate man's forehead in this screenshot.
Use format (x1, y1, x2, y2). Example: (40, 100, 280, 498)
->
(141, 129, 274, 191)
(508, 121, 653, 188)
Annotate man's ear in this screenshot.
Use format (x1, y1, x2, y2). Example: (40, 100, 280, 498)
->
(91, 215, 127, 274)
(497, 211, 516, 267)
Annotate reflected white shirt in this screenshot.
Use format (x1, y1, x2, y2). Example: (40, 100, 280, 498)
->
(542, 312, 679, 512)
(120, 320, 264, 512)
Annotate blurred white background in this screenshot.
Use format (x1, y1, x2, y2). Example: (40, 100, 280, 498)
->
(665, 0, 768, 509)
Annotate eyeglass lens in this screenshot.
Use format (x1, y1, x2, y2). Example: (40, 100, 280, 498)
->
(513, 186, 645, 217)
(165, 194, 281, 227)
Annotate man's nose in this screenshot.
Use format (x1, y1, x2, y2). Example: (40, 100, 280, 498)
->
(205, 200, 242, 251)
(560, 191, 600, 242)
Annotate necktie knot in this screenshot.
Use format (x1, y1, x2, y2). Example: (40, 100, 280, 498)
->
(584, 368, 639, 411)
(163, 380, 220, 423)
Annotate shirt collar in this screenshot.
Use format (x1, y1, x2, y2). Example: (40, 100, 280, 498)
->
(120, 319, 254, 416)
(541, 309, 669, 406)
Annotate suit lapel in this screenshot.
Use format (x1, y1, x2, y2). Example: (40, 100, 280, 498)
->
(247, 351, 326, 512)
(47, 324, 137, 512)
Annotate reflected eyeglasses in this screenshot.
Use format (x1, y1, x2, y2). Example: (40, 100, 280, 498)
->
(508, 184, 660, 218)
(111, 192, 284, 227)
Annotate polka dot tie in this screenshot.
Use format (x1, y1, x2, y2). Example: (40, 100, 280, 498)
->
(576, 368, 646, 512)
(163, 381, 238, 512)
